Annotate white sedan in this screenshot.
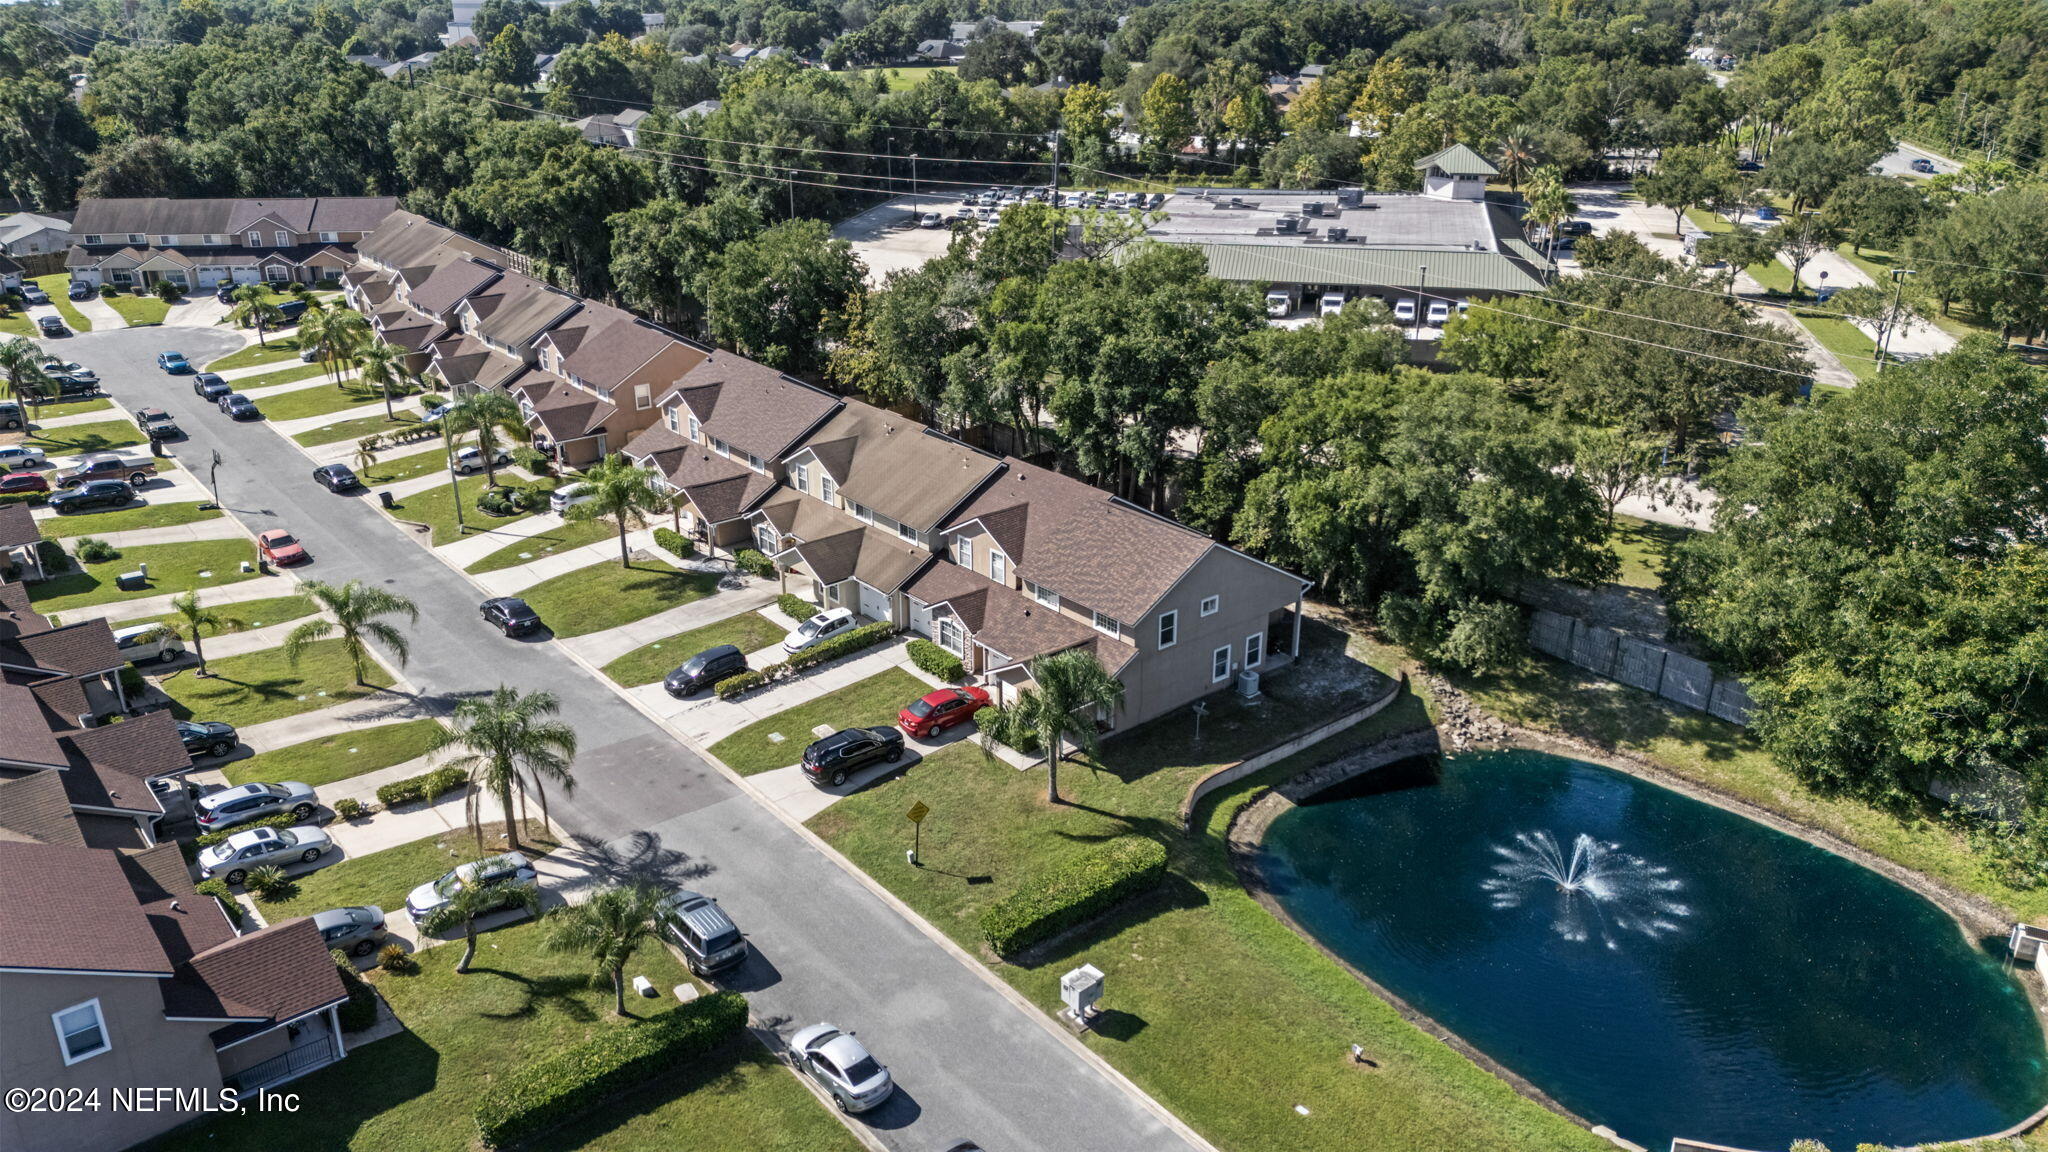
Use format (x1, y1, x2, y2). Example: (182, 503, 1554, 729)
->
(790, 1023, 894, 1113)
(196, 825, 334, 885)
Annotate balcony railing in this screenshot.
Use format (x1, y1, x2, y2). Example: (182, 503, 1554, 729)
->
(222, 1033, 340, 1097)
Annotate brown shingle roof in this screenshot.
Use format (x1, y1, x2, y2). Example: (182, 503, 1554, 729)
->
(544, 302, 704, 391)
(0, 840, 172, 974)
(520, 377, 606, 441)
(468, 272, 580, 350)
(624, 427, 778, 523)
(903, 562, 1126, 669)
(11, 620, 122, 678)
(68, 197, 397, 239)
(165, 919, 348, 1031)
(663, 353, 840, 463)
(62, 710, 189, 803)
(792, 402, 1002, 533)
(0, 681, 66, 768)
(942, 457, 1218, 625)
(0, 770, 85, 846)
(0, 502, 38, 549)
(405, 256, 500, 316)
(776, 519, 931, 594)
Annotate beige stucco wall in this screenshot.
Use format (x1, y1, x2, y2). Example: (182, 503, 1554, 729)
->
(0, 972, 226, 1152)
(1113, 547, 1305, 729)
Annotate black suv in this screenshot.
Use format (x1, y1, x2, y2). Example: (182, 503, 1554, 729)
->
(177, 720, 239, 759)
(480, 597, 542, 636)
(664, 645, 747, 697)
(193, 373, 231, 401)
(800, 726, 905, 787)
(48, 479, 134, 514)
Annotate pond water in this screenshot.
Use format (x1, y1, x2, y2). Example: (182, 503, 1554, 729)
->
(1256, 748, 2047, 1151)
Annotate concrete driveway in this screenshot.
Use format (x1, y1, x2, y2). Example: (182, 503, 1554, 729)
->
(72, 322, 1202, 1152)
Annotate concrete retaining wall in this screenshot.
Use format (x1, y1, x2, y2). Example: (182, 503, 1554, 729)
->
(1528, 610, 1752, 727)
(1178, 673, 1407, 829)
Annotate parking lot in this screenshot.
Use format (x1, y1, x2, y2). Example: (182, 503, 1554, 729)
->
(832, 186, 1165, 284)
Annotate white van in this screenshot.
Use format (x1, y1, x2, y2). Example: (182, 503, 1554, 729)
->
(1320, 292, 1348, 317)
(1265, 290, 1296, 318)
(1392, 298, 1418, 323)
(113, 624, 185, 665)
(549, 481, 594, 515)
(1426, 301, 1451, 326)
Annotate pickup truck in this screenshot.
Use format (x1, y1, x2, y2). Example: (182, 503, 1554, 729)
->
(134, 407, 182, 440)
(51, 453, 156, 489)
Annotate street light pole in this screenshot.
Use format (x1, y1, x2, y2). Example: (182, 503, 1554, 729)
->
(910, 154, 919, 197)
(1413, 265, 1427, 341)
(1876, 267, 1917, 372)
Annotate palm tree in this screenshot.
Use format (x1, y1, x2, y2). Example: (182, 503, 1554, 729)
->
(138, 591, 246, 677)
(0, 337, 52, 407)
(431, 686, 577, 852)
(420, 861, 539, 974)
(444, 391, 521, 486)
(1523, 165, 1578, 282)
(354, 340, 411, 421)
(353, 436, 383, 480)
(222, 284, 284, 346)
(979, 648, 1125, 803)
(1495, 134, 1538, 194)
(564, 454, 667, 567)
(299, 307, 370, 386)
(541, 885, 663, 1016)
(282, 578, 419, 686)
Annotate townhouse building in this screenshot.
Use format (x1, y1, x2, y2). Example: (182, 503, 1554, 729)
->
(64, 196, 398, 292)
(0, 520, 350, 1151)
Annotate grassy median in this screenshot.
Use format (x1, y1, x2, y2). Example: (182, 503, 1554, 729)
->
(517, 558, 720, 638)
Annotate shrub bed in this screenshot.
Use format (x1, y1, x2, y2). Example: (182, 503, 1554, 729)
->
(905, 637, 965, 681)
(734, 548, 775, 578)
(0, 490, 45, 506)
(776, 593, 815, 621)
(785, 621, 893, 673)
(979, 835, 1168, 959)
(714, 669, 766, 699)
(185, 812, 299, 860)
(652, 527, 695, 558)
(331, 949, 380, 1032)
(74, 537, 119, 564)
(375, 764, 467, 809)
(196, 879, 244, 927)
(472, 990, 749, 1150)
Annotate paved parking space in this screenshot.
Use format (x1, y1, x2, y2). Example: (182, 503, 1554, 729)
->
(833, 193, 967, 284)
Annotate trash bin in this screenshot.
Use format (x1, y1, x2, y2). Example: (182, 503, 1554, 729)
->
(379, 490, 395, 509)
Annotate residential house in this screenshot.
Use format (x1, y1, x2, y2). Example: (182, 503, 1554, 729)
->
(0, 252, 22, 293)
(382, 53, 440, 79)
(573, 113, 631, 148)
(613, 107, 650, 147)
(64, 197, 397, 292)
(0, 503, 45, 578)
(679, 98, 721, 119)
(915, 39, 967, 62)
(344, 53, 392, 70)
(0, 211, 72, 257)
(622, 353, 841, 551)
(512, 299, 708, 468)
(949, 19, 1042, 40)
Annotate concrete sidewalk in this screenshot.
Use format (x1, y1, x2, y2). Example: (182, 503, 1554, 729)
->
(53, 573, 299, 625)
(432, 511, 571, 569)
(559, 586, 779, 667)
(55, 515, 245, 550)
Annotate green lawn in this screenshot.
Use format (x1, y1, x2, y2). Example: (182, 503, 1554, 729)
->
(602, 611, 786, 688)
(26, 538, 257, 612)
(382, 473, 553, 547)
(464, 517, 619, 574)
(362, 448, 449, 486)
(106, 294, 171, 326)
(0, 310, 32, 337)
(33, 274, 92, 332)
(295, 410, 422, 448)
(26, 418, 143, 453)
(114, 592, 317, 632)
(1608, 514, 1693, 589)
(204, 340, 302, 372)
(1682, 207, 1734, 235)
(807, 627, 1603, 1152)
(250, 381, 390, 422)
(34, 501, 224, 539)
(1792, 311, 1881, 380)
(519, 559, 722, 639)
(237, 362, 334, 392)
(709, 666, 929, 776)
(150, 916, 857, 1152)
(253, 824, 556, 928)
(157, 637, 394, 728)
(868, 64, 958, 88)
(223, 718, 446, 788)
(1744, 259, 1799, 295)
(25, 397, 112, 420)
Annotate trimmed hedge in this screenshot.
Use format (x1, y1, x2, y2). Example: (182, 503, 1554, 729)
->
(714, 669, 766, 700)
(905, 637, 965, 681)
(734, 548, 775, 578)
(980, 836, 1168, 959)
(776, 593, 816, 621)
(185, 811, 299, 861)
(196, 879, 244, 927)
(331, 949, 380, 1032)
(0, 490, 46, 506)
(375, 764, 467, 809)
(785, 620, 893, 673)
(652, 527, 695, 558)
(473, 991, 749, 1150)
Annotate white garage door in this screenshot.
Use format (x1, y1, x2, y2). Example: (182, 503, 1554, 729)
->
(906, 597, 933, 637)
(857, 581, 890, 623)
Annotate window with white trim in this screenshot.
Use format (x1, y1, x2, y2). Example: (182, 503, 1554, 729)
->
(711, 438, 729, 456)
(850, 502, 872, 523)
(954, 536, 972, 568)
(793, 462, 808, 491)
(989, 551, 1006, 585)
(274, 230, 290, 246)
(897, 521, 919, 544)
(1093, 610, 1121, 637)
(633, 383, 651, 410)
(1212, 645, 1232, 682)
(820, 474, 836, 503)
(1157, 610, 1178, 649)
(319, 231, 338, 242)
(157, 235, 174, 247)
(128, 233, 146, 244)
(748, 453, 766, 473)
(755, 524, 776, 552)
(246, 232, 262, 246)
(1245, 632, 1264, 667)
(935, 615, 965, 655)
(1200, 595, 1220, 617)
(687, 414, 700, 440)
(664, 406, 679, 433)
(53, 999, 109, 1066)
(1026, 581, 1058, 610)
(84, 234, 102, 245)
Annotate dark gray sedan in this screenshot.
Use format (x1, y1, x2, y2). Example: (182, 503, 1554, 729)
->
(314, 906, 388, 957)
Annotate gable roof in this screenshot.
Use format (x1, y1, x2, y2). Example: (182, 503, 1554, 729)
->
(466, 271, 579, 349)
(0, 502, 39, 549)
(69, 197, 399, 240)
(540, 301, 704, 391)
(164, 918, 348, 1037)
(0, 770, 86, 846)
(0, 840, 172, 974)
(623, 425, 777, 523)
(1415, 143, 1499, 177)
(406, 256, 501, 316)
(903, 561, 1130, 671)
(773, 520, 931, 594)
(788, 402, 1003, 532)
(0, 681, 67, 768)
(661, 352, 840, 462)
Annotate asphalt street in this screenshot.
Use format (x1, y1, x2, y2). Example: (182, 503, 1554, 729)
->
(49, 324, 1194, 1152)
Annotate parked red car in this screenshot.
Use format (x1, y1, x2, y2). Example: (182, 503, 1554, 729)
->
(0, 472, 49, 496)
(258, 528, 309, 566)
(898, 686, 992, 739)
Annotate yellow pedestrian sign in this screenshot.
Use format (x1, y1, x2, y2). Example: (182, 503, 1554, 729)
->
(906, 801, 930, 866)
(906, 801, 930, 824)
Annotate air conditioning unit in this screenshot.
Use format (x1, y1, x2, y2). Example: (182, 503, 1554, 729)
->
(1336, 188, 1364, 208)
(1236, 669, 1262, 699)
(1273, 216, 1298, 234)
(1326, 227, 1348, 242)
(1301, 202, 1322, 217)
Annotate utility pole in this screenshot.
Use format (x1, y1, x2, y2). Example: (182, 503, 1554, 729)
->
(910, 154, 919, 197)
(1051, 129, 1062, 200)
(1413, 265, 1427, 341)
(1876, 267, 1916, 372)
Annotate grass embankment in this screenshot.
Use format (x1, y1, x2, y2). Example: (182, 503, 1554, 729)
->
(295, 410, 421, 448)
(237, 362, 336, 392)
(148, 916, 856, 1152)
(708, 666, 928, 775)
(26, 538, 257, 612)
(223, 718, 446, 788)
(106, 294, 171, 326)
(33, 275, 92, 332)
(517, 559, 721, 638)
(602, 611, 785, 687)
(807, 623, 1606, 1152)
(35, 501, 224, 538)
(158, 637, 394, 728)
(251, 380, 390, 422)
